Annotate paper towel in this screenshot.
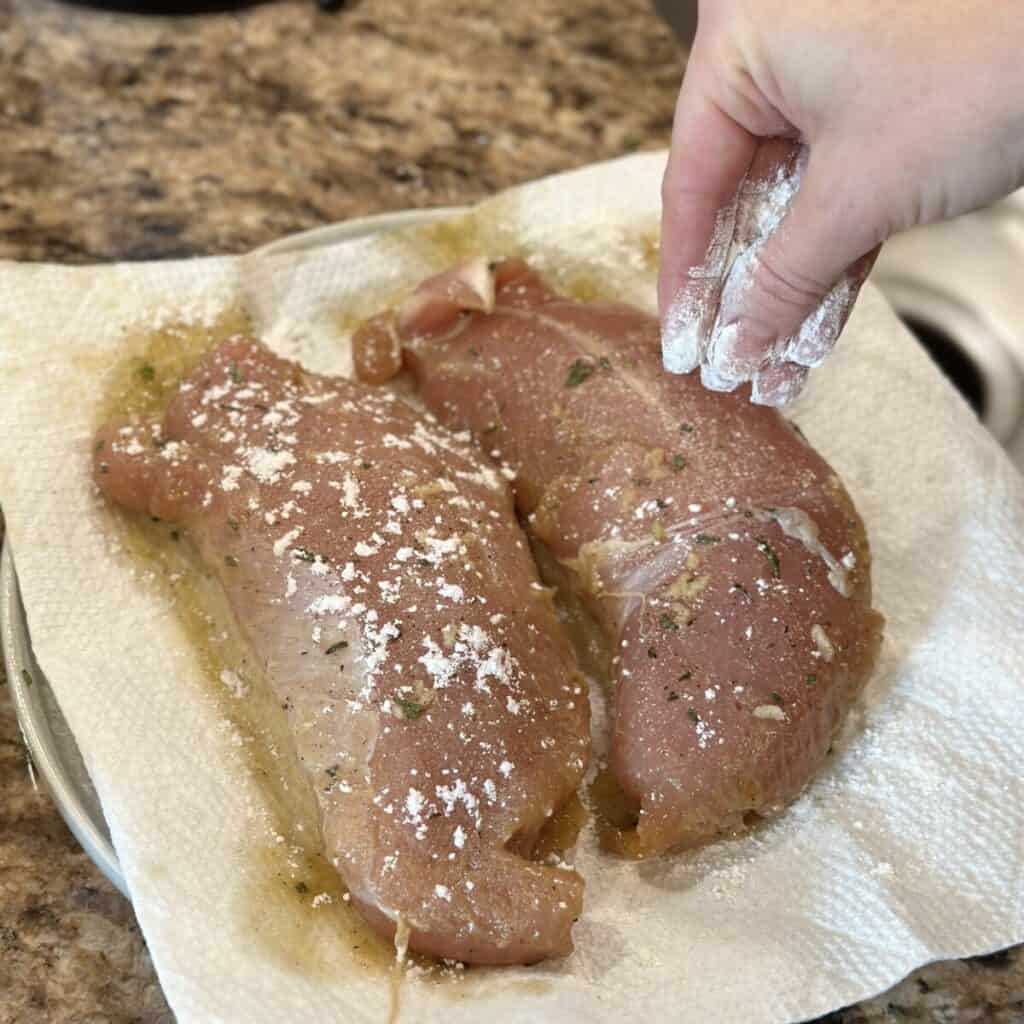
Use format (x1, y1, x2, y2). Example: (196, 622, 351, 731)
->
(0, 153, 1022, 1024)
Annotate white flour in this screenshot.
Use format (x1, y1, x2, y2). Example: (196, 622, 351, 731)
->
(662, 144, 858, 403)
(661, 201, 738, 374)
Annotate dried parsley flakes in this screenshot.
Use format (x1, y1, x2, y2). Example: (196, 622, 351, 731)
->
(565, 358, 595, 387)
(756, 538, 781, 577)
(396, 697, 425, 720)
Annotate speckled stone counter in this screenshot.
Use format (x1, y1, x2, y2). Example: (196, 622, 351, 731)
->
(0, 1, 1021, 1021)
(0, 0, 679, 262)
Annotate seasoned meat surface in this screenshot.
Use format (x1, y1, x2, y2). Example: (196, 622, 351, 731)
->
(93, 338, 589, 963)
(357, 259, 883, 857)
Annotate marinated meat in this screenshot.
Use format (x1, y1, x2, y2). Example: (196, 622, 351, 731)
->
(356, 260, 883, 857)
(93, 338, 589, 962)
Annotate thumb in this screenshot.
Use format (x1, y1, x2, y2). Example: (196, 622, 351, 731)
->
(706, 149, 882, 382)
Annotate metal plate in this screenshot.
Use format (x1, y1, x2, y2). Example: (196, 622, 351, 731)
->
(0, 205, 465, 898)
(2, 540, 127, 895)
(252, 205, 462, 258)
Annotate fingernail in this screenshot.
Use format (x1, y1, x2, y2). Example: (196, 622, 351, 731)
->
(662, 321, 701, 374)
(786, 278, 852, 367)
(705, 319, 764, 382)
(662, 290, 707, 375)
(751, 362, 809, 406)
(700, 359, 742, 393)
(711, 246, 787, 377)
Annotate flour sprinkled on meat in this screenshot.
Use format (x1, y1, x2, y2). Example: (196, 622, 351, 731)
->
(94, 338, 589, 963)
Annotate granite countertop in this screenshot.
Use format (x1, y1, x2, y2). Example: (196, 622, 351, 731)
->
(0, 1, 1020, 1020)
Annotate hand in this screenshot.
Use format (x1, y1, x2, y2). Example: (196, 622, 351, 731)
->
(658, 0, 1024, 405)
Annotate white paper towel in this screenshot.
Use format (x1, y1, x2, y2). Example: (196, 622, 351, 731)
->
(1, 153, 1022, 1024)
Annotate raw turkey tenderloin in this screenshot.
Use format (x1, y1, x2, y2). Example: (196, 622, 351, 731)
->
(93, 337, 589, 963)
(354, 259, 883, 858)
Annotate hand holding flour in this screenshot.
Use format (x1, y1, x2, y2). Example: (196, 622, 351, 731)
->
(659, 0, 1024, 405)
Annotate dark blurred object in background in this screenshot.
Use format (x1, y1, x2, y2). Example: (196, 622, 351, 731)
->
(60, 1, 265, 12)
(59, 0, 350, 12)
(652, 0, 697, 48)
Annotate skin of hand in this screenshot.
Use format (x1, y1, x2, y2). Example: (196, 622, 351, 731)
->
(658, 0, 1024, 404)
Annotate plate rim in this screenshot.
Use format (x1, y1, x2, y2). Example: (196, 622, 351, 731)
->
(1, 538, 129, 896)
(251, 204, 466, 258)
(0, 204, 468, 901)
